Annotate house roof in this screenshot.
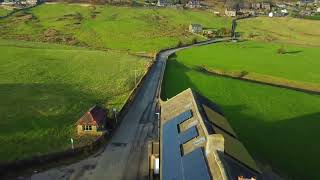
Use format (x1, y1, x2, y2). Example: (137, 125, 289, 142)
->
(160, 88, 261, 180)
(76, 105, 106, 126)
(190, 24, 202, 27)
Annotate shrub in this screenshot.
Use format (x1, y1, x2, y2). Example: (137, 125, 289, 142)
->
(277, 47, 286, 54)
(192, 38, 197, 44)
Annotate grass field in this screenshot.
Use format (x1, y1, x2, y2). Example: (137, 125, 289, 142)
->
(238, 17, 320, 47)
(176, 41, 320, 84)
(304, 15, 320, 20)
(0, 7, 12, 17)
(162, 44, 320, 179)
(0, 39, 149, 161)
(0, 3, 231, 52)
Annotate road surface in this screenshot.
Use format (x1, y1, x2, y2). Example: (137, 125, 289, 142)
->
(30, 38, 228, 180)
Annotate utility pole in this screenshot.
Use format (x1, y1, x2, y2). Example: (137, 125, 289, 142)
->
(113, 108, 117, 125)
(134, 69, 138, 86)
(70, 138, 74, 150)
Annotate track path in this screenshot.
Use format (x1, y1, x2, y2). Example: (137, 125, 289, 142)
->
(31, 38, 228, 180)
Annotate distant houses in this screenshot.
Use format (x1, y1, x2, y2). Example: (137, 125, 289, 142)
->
(76, 105, 108, 135)
(0, 0, 41, 6)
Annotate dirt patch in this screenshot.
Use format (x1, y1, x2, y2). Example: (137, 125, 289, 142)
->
(41, 29, 79, 45)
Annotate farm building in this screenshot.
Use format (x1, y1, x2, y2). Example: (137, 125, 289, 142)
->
(26, 0, 39, 5)
(157, 0, 166, 6)
(189, 24, 203, 33)
(225, 9, 237, 17)
(186, 0, 201, 8)
(251, 2, 261, 9)
(157, 88, 261, 179)
(76, 105, 107, 135)
(261, 2, 271, 11)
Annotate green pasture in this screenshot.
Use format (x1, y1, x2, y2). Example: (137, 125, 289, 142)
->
(0, 3, 231, 52)
(304, 15, 320, 20)
(238, 17, 320, 47)
(0, 39, 149, 161)
(0, 7, 12, 17)
(176, 41, 320, 84)
(162, 46, 320, 179)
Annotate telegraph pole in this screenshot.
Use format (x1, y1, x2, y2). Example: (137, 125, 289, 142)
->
(134, 69, 138, 86)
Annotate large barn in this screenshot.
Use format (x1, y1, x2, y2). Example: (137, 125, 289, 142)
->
(159, 88, 261, 180)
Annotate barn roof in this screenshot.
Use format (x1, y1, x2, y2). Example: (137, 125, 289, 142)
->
(160, 88, 261, 180)
(76, 105, 106, 126)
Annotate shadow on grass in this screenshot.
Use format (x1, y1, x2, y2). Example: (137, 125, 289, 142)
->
(0, 83, 104, 161)
(161, 53, 198, 100)
(161, 54, 320, 179)
(284, 50, 303, 54)
(222, 104, 320, 179)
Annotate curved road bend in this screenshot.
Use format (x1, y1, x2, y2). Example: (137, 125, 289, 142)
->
(31, 38, 229, 180)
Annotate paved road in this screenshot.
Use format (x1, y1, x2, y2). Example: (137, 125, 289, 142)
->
(30, 38, 228, 180)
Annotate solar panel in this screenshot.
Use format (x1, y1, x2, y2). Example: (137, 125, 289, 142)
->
(163, 120, 183, 180)
(162, 110, 211, 180)
(172, 110, 193, 125)
(179, 126, 198, 144)
(182, 148, 211, 180)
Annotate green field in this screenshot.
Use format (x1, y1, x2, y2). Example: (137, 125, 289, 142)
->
(238, 17, 320, 47)
(176, 41, 320, 84)
(0, 39, 149, 161)
(304, 15, 320, 20)
(0, 7, 12, 17)
(162, 43, 320, 179)
(0, 3, 230, 53)
(0, 3, 232, 162)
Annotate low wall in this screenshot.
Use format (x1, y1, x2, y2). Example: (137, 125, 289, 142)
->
(0, 60, 156, 178)
(199, 66, 320, 95)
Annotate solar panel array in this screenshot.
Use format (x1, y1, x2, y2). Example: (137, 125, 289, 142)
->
(162, 110, 211, 180)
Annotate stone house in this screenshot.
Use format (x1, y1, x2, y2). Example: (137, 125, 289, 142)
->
(189, 24, 203, 33)
(262, 2, 271, 11)
(251, 2, 261, 9)
(76, 105, 107, 135)
(157, 0, 166, 6)
(225, 9, 237, 17)
(26, 0, 39, 5)
(186, 0, 201, 8)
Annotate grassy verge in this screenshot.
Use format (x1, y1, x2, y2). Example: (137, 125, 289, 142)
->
(0, 39, 149, 161)
(162, 47, 320, 179)
(0, 3, 231, 53)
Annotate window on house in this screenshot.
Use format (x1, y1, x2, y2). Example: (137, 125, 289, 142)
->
(83, 125, 93, 131)
(82, 125, 85, 131)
